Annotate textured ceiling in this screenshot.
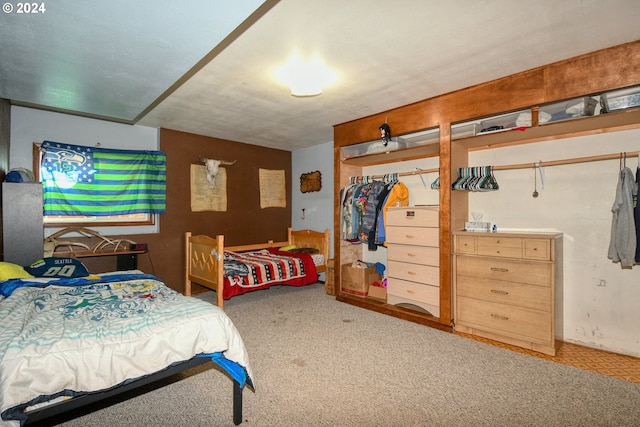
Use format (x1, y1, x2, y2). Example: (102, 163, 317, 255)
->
(1, 0, 640, 151)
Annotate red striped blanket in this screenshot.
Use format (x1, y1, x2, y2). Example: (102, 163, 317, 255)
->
(224, 249, 306, 288)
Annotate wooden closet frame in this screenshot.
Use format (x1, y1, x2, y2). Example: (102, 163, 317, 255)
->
(333, 40, 640, 331)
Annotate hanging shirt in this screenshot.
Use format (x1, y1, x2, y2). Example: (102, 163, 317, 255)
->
(636, 167, 640, 263)
(608, 166, 638, 268)
(377, 182, 409, 247)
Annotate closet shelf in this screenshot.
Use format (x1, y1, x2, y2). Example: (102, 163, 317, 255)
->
(462, 107, 640, 151)
(342, 142, 439, 166)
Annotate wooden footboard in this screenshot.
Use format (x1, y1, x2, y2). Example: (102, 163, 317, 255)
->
(185, 232, 225, 307)
(185, 228, 330, 308)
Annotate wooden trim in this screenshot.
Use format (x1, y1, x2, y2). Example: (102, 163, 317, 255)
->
(334, 41, 640, 331)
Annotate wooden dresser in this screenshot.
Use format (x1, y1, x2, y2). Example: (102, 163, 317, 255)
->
(386, 206, 440, 317)
(452, 231, 562, 355)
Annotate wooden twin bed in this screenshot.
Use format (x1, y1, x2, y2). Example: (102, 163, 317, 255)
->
(185, 228, 330, 307)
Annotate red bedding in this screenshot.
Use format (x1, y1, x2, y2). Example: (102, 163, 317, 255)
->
(222, 248, 318, 300)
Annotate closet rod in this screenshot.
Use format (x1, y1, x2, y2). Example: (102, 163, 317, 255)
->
(352, 167, 439, 180)
(492, 151, 639, 171)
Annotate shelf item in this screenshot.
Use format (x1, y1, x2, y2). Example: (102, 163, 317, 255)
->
(479, 110, 531, 134)
(540, 96, 598, 124)
(451, 122, 483, 140)
(452, 231, 562, 356)
(601, 85, 640, 113)
(340, 128, 439, 160)
(386, 206, 440, 317)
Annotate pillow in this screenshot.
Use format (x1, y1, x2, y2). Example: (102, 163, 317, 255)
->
(279, 244, 297, 251)
(0, 262, 34, 281)
(288, 247, 320, 254)
(25, 257, 90, 278)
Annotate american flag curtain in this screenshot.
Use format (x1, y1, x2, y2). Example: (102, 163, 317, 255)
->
(41, 141, 166, 216)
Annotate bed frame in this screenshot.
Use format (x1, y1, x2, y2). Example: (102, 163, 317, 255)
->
(23, 357, 244, 426)
(185, 228, 330, 308)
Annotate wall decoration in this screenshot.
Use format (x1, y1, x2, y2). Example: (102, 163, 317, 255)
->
(190, 164, 227, 212)
(259, 168, 286, 208)
(300, 170, 322, 193)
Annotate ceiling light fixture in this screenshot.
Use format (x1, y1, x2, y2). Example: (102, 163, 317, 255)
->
(275, 56, 336, 97)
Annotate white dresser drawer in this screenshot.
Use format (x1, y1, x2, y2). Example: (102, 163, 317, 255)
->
(386, 206, 438, 227)
(386, 226, 439, 247)
(387, 278, 440, 316)
(388, 260, 439, 285)
(387, 244, 439, 266)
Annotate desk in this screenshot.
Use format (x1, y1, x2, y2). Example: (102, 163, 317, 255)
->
(52, 249, 148, 270)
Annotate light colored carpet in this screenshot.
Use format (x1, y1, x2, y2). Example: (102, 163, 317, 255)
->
(58, 283, 640, 427)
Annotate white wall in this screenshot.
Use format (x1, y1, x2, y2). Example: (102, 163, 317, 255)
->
(10, 106, 160, 235)
(291, 141, 335, 257)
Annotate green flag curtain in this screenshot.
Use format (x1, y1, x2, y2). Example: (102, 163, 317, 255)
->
(41, 141, 166, 216)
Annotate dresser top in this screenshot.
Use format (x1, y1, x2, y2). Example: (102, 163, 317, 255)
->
(453, 230, 563, 239)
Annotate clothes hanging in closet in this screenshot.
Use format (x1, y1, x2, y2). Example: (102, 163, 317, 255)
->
(340, 178, 408, 247)
(375, 181, 409, 247)
(608, 165, 638, 268)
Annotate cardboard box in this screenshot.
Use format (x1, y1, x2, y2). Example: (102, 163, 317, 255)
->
(367, 284, 387, 302)
(341, 264, 378, 297)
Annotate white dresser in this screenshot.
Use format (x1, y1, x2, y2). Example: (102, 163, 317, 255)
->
(386, 206, 440, 317)
(452, 231, 563, 356)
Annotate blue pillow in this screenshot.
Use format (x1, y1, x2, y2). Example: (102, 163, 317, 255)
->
(25, 257, 90, 278)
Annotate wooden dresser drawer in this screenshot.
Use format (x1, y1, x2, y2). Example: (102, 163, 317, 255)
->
(524, 238, 551, 260)
(386, 206, 438, 227)
(388, 260, 439, 286)
(456, 256, 551, 287)
(455, 235, 477, 254)
(456, 296, 552, 344)
(386, 226, 439, 247)
(387, 244, 439, 266)
(456, 275, 551, 312)
(476, 236, 522, 258)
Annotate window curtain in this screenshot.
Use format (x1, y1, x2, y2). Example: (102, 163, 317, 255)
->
(41, 141, 166, 216)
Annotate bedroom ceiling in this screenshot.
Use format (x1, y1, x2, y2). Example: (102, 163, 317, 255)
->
(1, 0, 640, 151)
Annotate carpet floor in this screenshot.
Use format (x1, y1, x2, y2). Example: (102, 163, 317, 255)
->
(54, 283, 640, 427)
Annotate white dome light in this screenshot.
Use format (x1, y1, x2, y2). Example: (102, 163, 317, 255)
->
(275, 56, 336, 97)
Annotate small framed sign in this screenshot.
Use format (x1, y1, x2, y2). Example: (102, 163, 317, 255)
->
(300, 171, 322, 193)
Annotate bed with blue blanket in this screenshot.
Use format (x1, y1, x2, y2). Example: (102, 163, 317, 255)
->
(0, 268, 254, 426)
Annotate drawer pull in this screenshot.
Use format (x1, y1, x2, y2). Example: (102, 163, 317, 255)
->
(405, 234, 415, 239)
(490, 267, 509, 272)
(407, 271, 417, 275)
(406, 252, 416, 257)
(491, 313, 509, 321)
(490, 289, 509, 295)
(406, 289, 416, 294)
